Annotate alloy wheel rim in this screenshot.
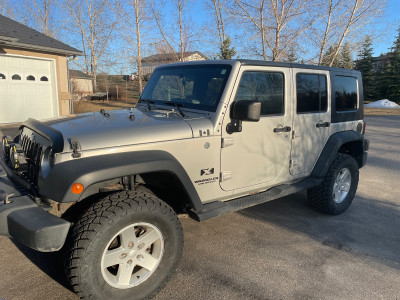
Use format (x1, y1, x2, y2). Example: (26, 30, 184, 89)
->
(333, 168, 351, 204)
(100, 222, 164, 289)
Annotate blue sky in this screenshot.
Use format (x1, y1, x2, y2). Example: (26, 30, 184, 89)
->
(373, 0, 400, 55)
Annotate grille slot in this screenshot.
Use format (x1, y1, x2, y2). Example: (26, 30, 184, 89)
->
(21, 134, 43, 187)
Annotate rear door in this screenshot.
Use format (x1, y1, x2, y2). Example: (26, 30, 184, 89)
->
(290, 69, 331, 175)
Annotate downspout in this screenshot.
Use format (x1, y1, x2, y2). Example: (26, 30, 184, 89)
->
(66, 55, 73, 114)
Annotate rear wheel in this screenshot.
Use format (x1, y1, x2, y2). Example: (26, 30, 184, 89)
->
(64, 188, 183, 300)
(308, 153, 359, 215)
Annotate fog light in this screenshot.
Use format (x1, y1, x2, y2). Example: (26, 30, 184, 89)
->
(2, 136, 12, 160)
(71, 183, 84, 194)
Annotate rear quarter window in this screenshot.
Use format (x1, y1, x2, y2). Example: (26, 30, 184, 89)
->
(335, 76, 358, 111)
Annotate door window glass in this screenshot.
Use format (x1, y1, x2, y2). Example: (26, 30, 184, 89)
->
(12, 74, 21, 80)
(235, 71, 284, 115)
(335, 76, 358, 111)
(0, 73, 5, 79)
(296, 73, 327, 113)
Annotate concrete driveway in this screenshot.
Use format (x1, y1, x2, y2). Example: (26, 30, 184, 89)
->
(0, 115, 399, 300)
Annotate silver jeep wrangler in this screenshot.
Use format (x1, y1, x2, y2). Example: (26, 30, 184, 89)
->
(0, 60, 369, 299)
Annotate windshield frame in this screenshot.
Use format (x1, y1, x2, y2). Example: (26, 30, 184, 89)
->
(140, 64, 232, 112)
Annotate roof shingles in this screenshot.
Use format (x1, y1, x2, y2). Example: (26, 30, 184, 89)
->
(0, 14, 82, 55)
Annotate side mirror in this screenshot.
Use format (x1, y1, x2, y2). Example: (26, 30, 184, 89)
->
(227, 100, 261, 134)
(232, 100, 261, 122)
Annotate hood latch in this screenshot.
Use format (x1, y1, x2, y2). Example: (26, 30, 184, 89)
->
(69, 137, 82, 158)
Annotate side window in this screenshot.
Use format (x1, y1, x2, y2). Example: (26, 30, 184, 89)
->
(12, 74, 21, 80)
(40, 76, 49, 82)
(335, 76, 358, 111)
(234, 71, 284, 115)
(27, 75, 35, 81)
(296, 73, 327, 113)
(0, 73, 5, 80)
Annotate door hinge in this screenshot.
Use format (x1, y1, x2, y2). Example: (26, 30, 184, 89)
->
(221, 137, 234, 148)
(220, 171, 232, 182)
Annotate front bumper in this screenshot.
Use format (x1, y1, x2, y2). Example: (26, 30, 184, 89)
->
(0, 157, 70, 252)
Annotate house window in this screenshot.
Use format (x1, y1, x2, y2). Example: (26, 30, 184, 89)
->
(335, 76, 358, 111)
(296, 73, 327, 113)
(40, 76, 49, 82)
(27, 75, 35, 81)
(235, 71, 284, 116)
(0, 73, 5, 79)
(12, 74, 21, 80)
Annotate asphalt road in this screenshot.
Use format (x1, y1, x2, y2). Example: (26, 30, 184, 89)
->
(0, 115, 399, 300)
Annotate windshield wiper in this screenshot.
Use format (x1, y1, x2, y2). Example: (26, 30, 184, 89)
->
(163, 102, 186, 117)
(138, 98, 155, 110)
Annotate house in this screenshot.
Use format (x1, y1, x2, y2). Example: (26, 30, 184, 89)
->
(141, 51, 207, 77)
(372, 54, 390, 72)
(69, 69, 94, 100)
(0, 14, 82, 124)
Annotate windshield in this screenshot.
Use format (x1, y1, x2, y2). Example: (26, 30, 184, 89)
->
(140, 64, 232, 112)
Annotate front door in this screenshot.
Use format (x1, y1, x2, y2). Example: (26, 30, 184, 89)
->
(290, 69, 331, 175)
(220, 66, 292, 192)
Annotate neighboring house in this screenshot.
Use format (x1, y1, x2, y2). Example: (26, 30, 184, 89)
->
(0, 14, 82, 124)
(372, 54, 390, 72)
(141, 51, 207, 76)
(69, 69, 94, 100)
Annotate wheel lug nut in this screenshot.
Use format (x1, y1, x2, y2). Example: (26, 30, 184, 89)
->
(137, 254, 144, 261)
(127, 259, 132, 264)
(137, 243, 145, 250)
(120, 253, 127, 259)
(128, 241, 134, 248)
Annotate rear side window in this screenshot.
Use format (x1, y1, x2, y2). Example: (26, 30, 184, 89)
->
(296, 73, 327, 113)
(235, 71, 284, 116)
(335, 76, 358, 111)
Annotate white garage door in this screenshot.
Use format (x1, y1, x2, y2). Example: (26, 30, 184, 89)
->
(0, 55, 58, 124)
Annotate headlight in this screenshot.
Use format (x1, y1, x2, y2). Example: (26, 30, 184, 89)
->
(10, 144, 28, 172)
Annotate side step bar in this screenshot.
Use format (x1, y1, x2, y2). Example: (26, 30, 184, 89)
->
(191, 178, 322, 221)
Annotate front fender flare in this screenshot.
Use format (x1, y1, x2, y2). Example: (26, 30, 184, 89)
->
(38, 150, 203, 211)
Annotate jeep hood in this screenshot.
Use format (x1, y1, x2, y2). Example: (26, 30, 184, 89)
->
(46, 108, 212, 151)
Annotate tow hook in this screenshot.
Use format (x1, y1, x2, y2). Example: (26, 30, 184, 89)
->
(4, 192, 14, 204)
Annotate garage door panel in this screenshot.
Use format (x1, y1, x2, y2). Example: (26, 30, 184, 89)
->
(0, 55, 58, 124)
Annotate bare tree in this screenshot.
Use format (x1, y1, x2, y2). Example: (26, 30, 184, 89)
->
(150, 2, 179, 60)
(150, 0, 192, 62)
(312, 0, 387, 66)
(118, 0, 147, 93)
(64, 0, 120, 90)
(233, 0, 318, 62)
(25, 0, 66, 37)
(205, 0, 230, 52)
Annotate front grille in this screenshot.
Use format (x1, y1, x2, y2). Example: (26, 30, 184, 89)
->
(21, 134, 43, 187)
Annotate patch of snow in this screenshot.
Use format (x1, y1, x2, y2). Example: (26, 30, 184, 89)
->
(365, 99, 400, 109)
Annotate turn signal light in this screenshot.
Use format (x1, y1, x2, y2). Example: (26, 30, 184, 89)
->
(71, 183, 84, 194)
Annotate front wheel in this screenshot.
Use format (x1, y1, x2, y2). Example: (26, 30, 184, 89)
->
(64, 189, 183, 300)
(308, 153, 359, 215)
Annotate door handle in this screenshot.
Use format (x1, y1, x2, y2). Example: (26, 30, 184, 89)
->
(273, 126, 291, 133)
(316, 122, 330, 128)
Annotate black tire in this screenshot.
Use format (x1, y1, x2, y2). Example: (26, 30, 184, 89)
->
(64, 188, 183, 300)
(308, 153, 359, 215)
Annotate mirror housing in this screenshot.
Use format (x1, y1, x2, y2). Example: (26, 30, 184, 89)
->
(232, 100, 261, 122)
(227, 100, 261, 134)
